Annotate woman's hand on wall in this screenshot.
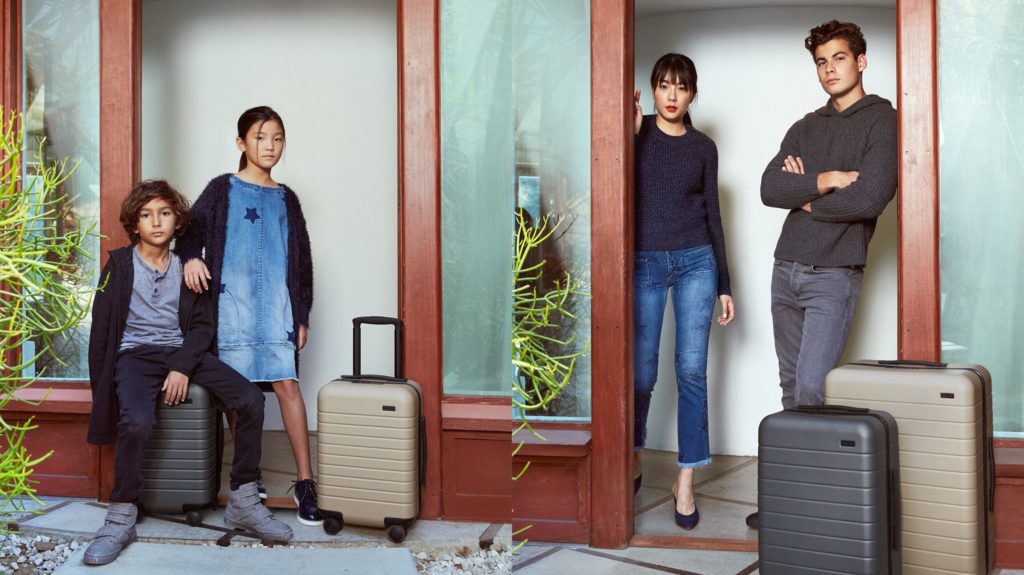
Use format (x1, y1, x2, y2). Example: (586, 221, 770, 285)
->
(717, 295, 735, 326)
(634, 89, 643, 135)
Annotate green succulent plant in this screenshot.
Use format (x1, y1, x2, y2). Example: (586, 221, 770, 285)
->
(511, 210, 590, 546)
(0, 109, 98, 532)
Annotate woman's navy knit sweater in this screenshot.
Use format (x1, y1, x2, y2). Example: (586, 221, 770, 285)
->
(635, 115, 732, 296)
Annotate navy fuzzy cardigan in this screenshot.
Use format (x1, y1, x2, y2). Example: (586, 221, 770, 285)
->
(174, 174, 314, 334)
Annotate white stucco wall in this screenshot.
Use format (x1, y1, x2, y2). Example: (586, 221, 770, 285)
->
(141, 0, 398, 431)
(635, 6, 898, 455)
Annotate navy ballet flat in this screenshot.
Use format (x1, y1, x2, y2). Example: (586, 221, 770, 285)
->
(673, 496, 700, 530)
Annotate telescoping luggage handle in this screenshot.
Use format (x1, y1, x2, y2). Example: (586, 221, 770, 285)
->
(793, 404, 869, 415)
(346, 316, 427, 488)
(875, 359, 948, 368)
(352, 316, 404, 381)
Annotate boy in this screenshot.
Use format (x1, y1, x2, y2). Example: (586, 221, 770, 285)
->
(749, 20, 897, 529)
(84, 180, 292, 565)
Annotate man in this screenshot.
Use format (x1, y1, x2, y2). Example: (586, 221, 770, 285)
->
(748, 20, 897, 529)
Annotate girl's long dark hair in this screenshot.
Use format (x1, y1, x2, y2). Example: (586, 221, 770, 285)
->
(237, 106, 286, 171)
(650, 53, 697, 126)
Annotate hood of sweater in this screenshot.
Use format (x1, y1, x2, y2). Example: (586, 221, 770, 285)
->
(815, 94, 892, 118)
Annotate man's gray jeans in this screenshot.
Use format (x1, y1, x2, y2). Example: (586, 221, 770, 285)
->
(770, 259, 863, 408)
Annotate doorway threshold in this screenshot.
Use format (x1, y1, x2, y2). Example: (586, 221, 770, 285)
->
(632, 451, 758, 551)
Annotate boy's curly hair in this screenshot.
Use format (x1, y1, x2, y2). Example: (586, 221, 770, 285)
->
(805, 20, 866, 58)
(119, 179, 190, 244)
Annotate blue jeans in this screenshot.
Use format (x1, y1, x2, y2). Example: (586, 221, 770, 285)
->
(770, 259, 863, 408)
(633, 244, 717, 468)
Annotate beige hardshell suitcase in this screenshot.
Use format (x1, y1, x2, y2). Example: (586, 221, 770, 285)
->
(825, 360, 994, 575)
(317, 316, 424, 542)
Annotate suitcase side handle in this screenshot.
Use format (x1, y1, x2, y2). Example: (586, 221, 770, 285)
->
(889, 468, 901, 552)
(353, 316, 403, 379)
(793, 404, 869, 415)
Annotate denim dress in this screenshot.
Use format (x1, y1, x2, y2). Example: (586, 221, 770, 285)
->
(217, 175, 297, 383)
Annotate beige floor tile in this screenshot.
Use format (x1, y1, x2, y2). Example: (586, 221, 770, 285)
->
(634, 486, 672, 516)
(514, 548, 663, 575)
(639, 449, 751, 492)
(595, 546, 758, 574)
(695, 459, 757, 505)
(633, 494, 757, 540)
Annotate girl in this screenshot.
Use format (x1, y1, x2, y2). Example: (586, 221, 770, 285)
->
(632, 53, 735, 530)
(175, 106, 320, 526)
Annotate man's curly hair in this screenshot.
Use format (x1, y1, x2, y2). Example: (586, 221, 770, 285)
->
(120, 179, 190, 244)
(805, 20, 866, 58)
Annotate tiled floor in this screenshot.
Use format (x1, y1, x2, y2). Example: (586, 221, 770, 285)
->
(514, 449, 1024, 575)
(634, 450, 758, 543)
(514, 544, 759, 575)
(515, 542, 1024, 575)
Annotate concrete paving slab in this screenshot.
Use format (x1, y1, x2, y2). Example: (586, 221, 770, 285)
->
(17, 500, 509, 555)
(514, 548, 660, 575)
(595, 546, 758, 574)
(52, 542, 416, 574)
(511, 543, 560, 568)
(16, 502, 103, 538)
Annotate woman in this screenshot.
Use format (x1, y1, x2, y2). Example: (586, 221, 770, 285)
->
(632, 53, 735, 530)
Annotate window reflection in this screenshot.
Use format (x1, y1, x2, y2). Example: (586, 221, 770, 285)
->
(21, 0, 100, 381)
(938, 0, 1024, 435)
(440, 0, 591, 418)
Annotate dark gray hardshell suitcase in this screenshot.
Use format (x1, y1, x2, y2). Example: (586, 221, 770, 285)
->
(140, 383, 222, 525)
(758, 405, 902, 575)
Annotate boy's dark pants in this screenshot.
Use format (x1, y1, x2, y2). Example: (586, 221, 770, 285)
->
(108, 345, 265, 503)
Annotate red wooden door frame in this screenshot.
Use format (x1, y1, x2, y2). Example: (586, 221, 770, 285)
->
(95, 0, 141, 499)
(1, 1, 20, 116)
(395, 0, 640, 530)
(397, 0, 444, 519)
(589, 0, 635, 549)
(587, 0, 953, 548)
(897, 0, 940, 362)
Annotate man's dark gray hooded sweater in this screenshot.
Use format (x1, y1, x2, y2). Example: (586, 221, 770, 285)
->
(760, 94, 897, 267)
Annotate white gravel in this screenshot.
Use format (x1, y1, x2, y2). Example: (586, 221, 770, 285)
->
(0, 533, 511, 575)
(413, 548, 512, 575)
(0, 534, 80, 575)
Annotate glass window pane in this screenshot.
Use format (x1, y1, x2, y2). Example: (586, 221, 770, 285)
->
(440, 0, 591, 418)
(938, 0, 1024, 436)
(21, 0, 101, 381)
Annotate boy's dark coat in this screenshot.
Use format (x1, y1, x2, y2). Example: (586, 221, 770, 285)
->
(87, 246, 216, 444)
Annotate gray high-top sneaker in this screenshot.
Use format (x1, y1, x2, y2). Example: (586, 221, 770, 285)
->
(224, 481, 294, 541)
(83, 502, 138, 565)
